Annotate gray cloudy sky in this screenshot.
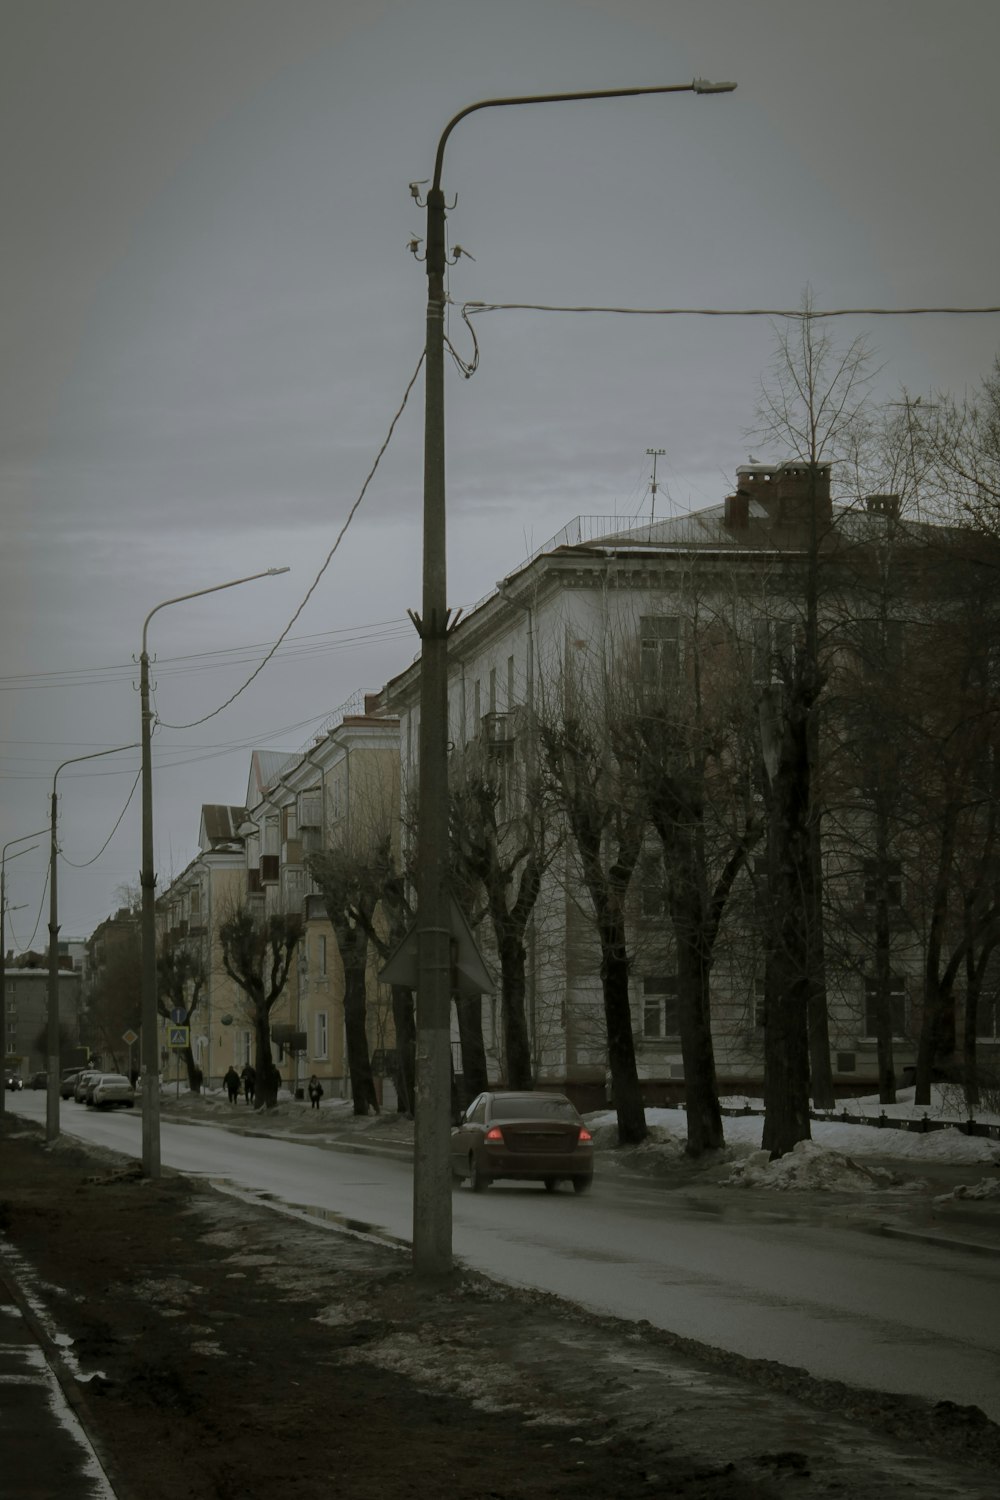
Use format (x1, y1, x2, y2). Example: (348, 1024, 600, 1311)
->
(3, 0, 999, 944)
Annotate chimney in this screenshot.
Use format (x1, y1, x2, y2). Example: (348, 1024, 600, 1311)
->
(865, 494, 901, 519)
(724, 492, 750, 528)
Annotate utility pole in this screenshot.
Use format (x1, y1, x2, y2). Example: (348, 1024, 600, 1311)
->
(647, 447, 666, 523)
(410, 78, 735, 1277)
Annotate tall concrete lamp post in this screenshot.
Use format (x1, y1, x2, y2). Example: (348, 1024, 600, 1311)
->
(139, 567, 289, 1178)
(1, 829, 48, 1114)
(47, 745, 140, 1141)
(412, 79, 736, 1276)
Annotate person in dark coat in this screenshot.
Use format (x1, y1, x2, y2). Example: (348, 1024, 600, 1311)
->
(223, 1066, 240, 1104)
(241, 1063, 256, 1106)
(307, 1075, 324, 1111)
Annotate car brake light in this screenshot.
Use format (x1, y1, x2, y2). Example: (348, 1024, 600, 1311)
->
(485, 1126, 504, 1143)
(578, 1127, 592, 1143)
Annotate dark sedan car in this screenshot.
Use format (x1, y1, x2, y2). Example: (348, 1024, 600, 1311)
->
(451, 1091, 593, 1193)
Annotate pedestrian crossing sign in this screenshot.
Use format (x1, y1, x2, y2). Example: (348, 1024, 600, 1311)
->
(168, 1026, 189, 1048)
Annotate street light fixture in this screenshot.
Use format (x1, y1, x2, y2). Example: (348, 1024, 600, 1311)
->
(47, 745, 140, 1141)
(1, 830, 48, 1114)
(412, 80, 736, 1276)
(139, 567, 290, 1178)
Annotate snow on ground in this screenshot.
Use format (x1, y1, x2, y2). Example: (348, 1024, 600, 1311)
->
(587, 1085, 1000, 1192)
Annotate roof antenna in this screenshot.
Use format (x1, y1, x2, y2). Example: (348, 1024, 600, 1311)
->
(646, 448, 665, 523)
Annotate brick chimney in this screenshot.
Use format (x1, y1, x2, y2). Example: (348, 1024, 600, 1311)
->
(735, 460, 832, 530)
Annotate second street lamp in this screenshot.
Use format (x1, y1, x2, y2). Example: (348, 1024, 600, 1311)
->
(412, 79, 736, 1276)
(139, 567, 289, 1178)
(1, 830, 48, 1114)
(47, 745, 140, 1141)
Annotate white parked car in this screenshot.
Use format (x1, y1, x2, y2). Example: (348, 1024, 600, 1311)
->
(89, 1073, 136, 1110)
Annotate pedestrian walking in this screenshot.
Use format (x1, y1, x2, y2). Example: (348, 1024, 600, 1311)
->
(307, 1074, 324, 1111)
(223, 1066, 240, 1104)
(241, 1063, 256, 1106)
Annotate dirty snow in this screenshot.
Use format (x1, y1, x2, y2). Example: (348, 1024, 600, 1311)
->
(588, 1084, 1000, 1192)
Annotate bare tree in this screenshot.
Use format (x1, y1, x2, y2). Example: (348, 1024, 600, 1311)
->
(156, 942, 206, 1094)
(540, 685, 647, 1147)
(449, 726, 560, 1091)
(218, 902, 302, 1110)
(752, 300, 875, 1141)
(620, 593, 763, 1157)
(307, 847, 382, 1116)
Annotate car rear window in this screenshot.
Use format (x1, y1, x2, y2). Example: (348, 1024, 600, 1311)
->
(491, 1096, 580, 1122)
(100, 1075, 130, 1086)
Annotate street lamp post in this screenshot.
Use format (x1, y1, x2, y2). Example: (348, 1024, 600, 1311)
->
(1, 830, 48, 1114)
(47, 745, 140, 1141)
(139, 567, 289, 1178)
(412, 80, 735, 1276)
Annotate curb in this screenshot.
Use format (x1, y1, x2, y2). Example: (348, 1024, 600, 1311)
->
(877, 1223, 1000, 1258)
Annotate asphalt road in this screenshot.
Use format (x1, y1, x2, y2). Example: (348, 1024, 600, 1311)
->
(13, 1091, 1000, 1423)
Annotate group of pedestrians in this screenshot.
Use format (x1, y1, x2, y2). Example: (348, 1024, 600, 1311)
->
(223, 1064, 256, 1105)
(220, 1063, 325, 1110)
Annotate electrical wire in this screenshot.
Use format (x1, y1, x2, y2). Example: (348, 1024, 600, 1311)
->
(59, 769, 142, 868)
(464, 301, 1000, 320)
(152, 350, 426, 731)
(7, 863, 49, 953)
(0, 618, 414, 694)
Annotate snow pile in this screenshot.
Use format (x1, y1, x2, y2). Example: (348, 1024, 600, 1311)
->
(722, 1139, 914, 1192)
(934, 1177, 1000, 1204)
(587, 1114, 688, 1172)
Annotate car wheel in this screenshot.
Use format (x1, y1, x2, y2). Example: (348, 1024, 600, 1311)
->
(572, 1177, 593, 1195)
(126, 1101, 135, 1109)
(543, 1177, 557, 1193)
(469, 1155, 491, 1192)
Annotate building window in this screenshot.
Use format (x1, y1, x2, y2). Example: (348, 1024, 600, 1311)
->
(864, 976, 908, 1038)
(239, 1030, 252, 1066)
(642, 976, 679, 1039)
(640, 616, 680, 691)
(317, 935, 327, 978)
(639, 852, 664, 916)
(507, 654, 515, 709)
(863, 860, 902, 906)
(315, 1010, 329, 1060)
(976, 991, 1000, 1041)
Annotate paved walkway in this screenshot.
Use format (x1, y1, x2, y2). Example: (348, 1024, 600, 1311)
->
(0, 1257, 118, 1500)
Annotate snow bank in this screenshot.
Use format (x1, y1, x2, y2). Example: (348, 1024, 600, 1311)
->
(722, 1139, 922, 1192)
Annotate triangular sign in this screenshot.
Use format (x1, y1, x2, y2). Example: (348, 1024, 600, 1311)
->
(379, 898, 494, 998)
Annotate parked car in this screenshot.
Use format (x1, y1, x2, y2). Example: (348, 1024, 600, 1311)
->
(451, 1091, 594, 1193)
(3, 1069, 23, 1091)
(74, 1070, 103, 1103)
(90, 1073, 135, 1110)
(60, 1068, 84, 1099)
(29, 1071, 47, 1089)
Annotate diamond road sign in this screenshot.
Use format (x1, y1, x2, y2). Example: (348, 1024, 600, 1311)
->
(122, 1029, 138, 1046)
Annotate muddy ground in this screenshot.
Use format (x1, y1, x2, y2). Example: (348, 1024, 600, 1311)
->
(1, 1112, 999, 1500)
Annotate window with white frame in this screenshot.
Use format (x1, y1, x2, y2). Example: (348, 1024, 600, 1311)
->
(864, 976, 908, 1038)
(639, 616, 680, 692)
(239, 1030, 252, 1065)
(315, 1010, 329, 1059)
(641, 976, 679, 1039)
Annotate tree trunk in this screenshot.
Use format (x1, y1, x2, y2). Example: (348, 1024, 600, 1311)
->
(674, 915, 724, 1156)
(498, 930, 533, 1089)
(343, 963, 379, 1115)
(454, 993, 489, 1102)
(254, 1012, 281, 1109)
(600, 911, 646, 1145)
(391, 985, 416, 1116)
(760, 694, 813, 1158)
(805, 717, 835, 1110)
(668, 828, 723, 1157)
(181, 1044, 202, 1095)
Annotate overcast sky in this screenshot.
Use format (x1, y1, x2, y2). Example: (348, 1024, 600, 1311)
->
(3, 0, 999, 946)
